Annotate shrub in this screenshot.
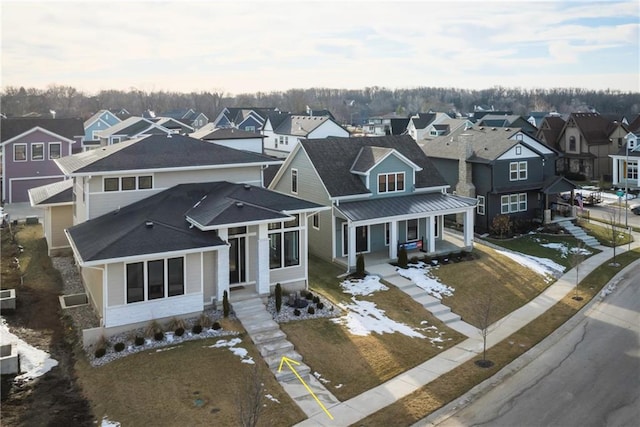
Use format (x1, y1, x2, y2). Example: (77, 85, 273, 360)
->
(223, 290, 230, 318)
(275, 283, 283, 313)
(145, 320, 162, 339)
(168, 317, 186, 332)
(94, 347, 106, 358)
(192, 324, 203, 334)
(154, 331, 165, 341)
(293, 308, 301, 316)
(317, 302, 324, 310)
(114, 342, 125, 352)
(134, 336, 145, 346)
(198, 313, 212, 329)
(305, 291, 314, 300)
(490, 214, 512, 238)
(212, 321, 221, 330)
(356, 253, 365, 277)
(174, 327, 185, 337)
(398, 247, 408, 268)
(307, 306, 315, 315)
(312, 296, 320, 304)
(94, 335, 108, 358)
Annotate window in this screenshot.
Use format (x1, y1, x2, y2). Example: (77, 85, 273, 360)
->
(279, 136, 284, 145)
(104, 177, 119, 192)
(49, 143, 61, 159)
(378, 172, 405, 193)
(285, 136, 289, 145)
(509, 161, 527, 181)
(112, 137, 121, 144)
(138, 176, 153, 189)
(515, 146, 522, 155)
(617, 138, 622, 148)
(246, 126, 255, 132)
(501, 193, 527, 214)
(477, 195, 485, 215)
(268, 220, 300, 269)
(407, 219, 418, 241)
(627, 161, 638, 180)
(126, 258, 185, 304)
(14, 144, 27, 161)
(91, 131, 100, 140)
(291, 169, 298, 194)
(569, 136, 576, 151)
(284, 214, 299, 228)
(31, 143, 44, 160)
(229, 226, 247, 235)
(312, 213, 319, 230)
(121, 177, 136, 191)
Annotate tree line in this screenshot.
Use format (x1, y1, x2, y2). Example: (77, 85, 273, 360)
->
(2, 84, 638, 125)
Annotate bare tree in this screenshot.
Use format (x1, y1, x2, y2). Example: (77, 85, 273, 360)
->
(236, 364, 264, 427)
(569, 242, 586, 301)
(605, 208, 624, 267)
(470, 294, 497, 368)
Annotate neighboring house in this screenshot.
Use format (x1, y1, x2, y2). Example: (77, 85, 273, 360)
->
(190, 125, 265, 154)
(53, 134, 324, 333)
(476, 114, 538, 136)
(364, 113, 410, 136)
(28, 179, 74, 256)
(547, 112, 628, 181)
(95, 116, 173, 146)
(152, 117, 194, 134)
(609, 132, 640, 190)
(527, 111, 551, 128)
(406, 113, 437, 141)
(421, 126, 574, 232)
(161, 109, 209, 130)
(468, 109, 513, 122)
(269, 135, 477, 270)
(535, 114, 566, 148)
(262, 114, 349, 158)
(211, 107, 280, 131)
(1, 118, 83, 203)
(414, 114, 474, 142)
(83, 110, 122, 149)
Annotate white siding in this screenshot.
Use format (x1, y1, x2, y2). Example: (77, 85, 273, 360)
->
(186, 253, 202, 294)
(104, 293, 203, 328)
(307, 121, 349, 139)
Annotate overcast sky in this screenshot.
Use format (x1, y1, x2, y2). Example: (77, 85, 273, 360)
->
(1, 0, 638, 95)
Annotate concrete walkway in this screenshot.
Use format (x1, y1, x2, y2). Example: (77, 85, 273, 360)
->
(295, 232, 640, 426)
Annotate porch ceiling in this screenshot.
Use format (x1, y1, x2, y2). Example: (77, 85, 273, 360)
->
(335, 192, 476, 222)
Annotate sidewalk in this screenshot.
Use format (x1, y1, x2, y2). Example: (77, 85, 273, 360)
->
(295, 233, 640, 426)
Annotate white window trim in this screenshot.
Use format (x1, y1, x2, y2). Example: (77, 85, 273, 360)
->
(312, 213, 320, 230)
(406, 218, 419, 241)
(477, 195, 485, 215)
(31, 142, 45, 161)
(48, 142, 62, 160)
(125, 257, 185, 304)
(509, 161, 527, 181)
(268, 219, 302, 270)
(501, 193, 527, 213)
(377, 172, 406, 194)
(103, 175, 153, 192)
(291, 169, 298, 194)
(13, 143, 27, 162)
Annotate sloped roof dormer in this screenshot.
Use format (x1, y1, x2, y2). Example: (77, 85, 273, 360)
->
(350, 146, 423, 175)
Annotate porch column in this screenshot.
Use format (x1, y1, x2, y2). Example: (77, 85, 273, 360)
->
(427, 216, 436, 252)
(612, 158, 619, 184)
(464, 209, 474, 248)
(389, 220, 398, 260)
(216, 228, 229, 302)
(256, 223, 270, 295)
(348, 223, 356, 269)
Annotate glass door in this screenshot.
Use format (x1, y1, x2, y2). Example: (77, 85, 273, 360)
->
(229, 237, 246, 285)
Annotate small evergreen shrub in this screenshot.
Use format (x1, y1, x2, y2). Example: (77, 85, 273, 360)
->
(134, 336, 145, 346)
(356, 253, 365, 277)
(317, 302, 324, 310)
(275, 283, 283, 313)
(223, 290, 230, 318)
(212, 321, 221, 330)
(307, 306, 315, 315)
(154, 331, 164, 341)
(293, 308, 301, 316)
(114, 342, 125, 352)
(312, 296, 320, 304)
(174, 327, 185, 337)
(305, 292, 314, 300)
(398, 247, 408, 268)
(94, 347, 106, 358)
(192, 324, 203, 334)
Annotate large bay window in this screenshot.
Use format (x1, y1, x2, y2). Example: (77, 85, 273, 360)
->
(268, 215, 300, 269)
(126, 257, 184, 304)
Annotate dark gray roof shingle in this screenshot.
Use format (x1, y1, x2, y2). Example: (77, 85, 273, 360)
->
(1, 118, 84, 142)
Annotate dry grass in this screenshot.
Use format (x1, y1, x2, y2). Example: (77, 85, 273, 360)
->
(357, 249, 640, 426)
(76, 332, 305, 427)
(578, 219, 633, 247)
(437, 245, 552, 328)
(281, 256, 466, 401)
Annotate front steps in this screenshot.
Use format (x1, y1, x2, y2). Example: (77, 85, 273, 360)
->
(558, 220, 600, 247)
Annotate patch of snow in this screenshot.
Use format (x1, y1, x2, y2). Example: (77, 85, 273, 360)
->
(340, 275, 388, 296)
(206, 338, 254, 364)
(495, 249, 564, 281)
(601, 282, 617, 297)
(265, 394, 280, 404)
(313, 371, 331, 384)
(152, 345, 181, 353)
(332, 298, 426, 338)
(396, 263, 454, 299)
(540, 242, 591, 258)
(0, 317, 58, 382)
(100, 416, 121, 427)
(335, 384, 344, 389)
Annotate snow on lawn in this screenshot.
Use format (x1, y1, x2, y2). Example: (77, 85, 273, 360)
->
(396, 262, 454, 299)
(332, 298, 426, 338)
(340, 275, 388, 295)
(495, 250, 563, 281)
(205, 337, 254, 364)
(0, 317, 58, 382)
(101, 417, 121, 427)
(540, 242, 592, 258)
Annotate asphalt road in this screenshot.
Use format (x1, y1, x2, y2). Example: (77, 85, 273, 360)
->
(587, 202, 640, 229)
(431, 262, 640, 427)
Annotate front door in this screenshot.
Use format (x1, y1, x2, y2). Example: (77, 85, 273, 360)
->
(229, 237, 246, 285)
(343, 224, 369, 256)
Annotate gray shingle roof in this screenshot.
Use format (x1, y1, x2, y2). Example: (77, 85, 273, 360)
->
(421, 126, 522, 163)
(67, 182, 323, 263)
(335, 192, 477, 222)
(55, 134, 279, 175)
(301, 135, 448, 198)
(194, 127, 264, 140)
(28, 179, 73, 206)
(350, 146, 395, 173)
(1, 118, 84, 142)
(410, 113, 437, 130)
(275, 115, 335, 137)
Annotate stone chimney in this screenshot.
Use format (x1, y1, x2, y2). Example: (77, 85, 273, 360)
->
(455, 133, 476, 225)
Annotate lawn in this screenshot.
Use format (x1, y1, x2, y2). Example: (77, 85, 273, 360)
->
(578, 219, 634, 247)
(357, 248, 640, 426)
(280, 255, 467, 402)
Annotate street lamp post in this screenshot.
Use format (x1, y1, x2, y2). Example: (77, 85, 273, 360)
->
(625, 142, 629, 230)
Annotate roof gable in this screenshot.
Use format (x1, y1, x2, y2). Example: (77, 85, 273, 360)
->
(1, 118, 83, 143)
(350, 146, 422, 175)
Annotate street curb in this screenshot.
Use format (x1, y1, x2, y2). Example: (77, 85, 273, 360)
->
(415, 257, 640, 427)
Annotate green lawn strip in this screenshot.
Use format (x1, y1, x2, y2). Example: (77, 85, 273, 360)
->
(578, 219, 633, 246)
(436, 245, 555, 328)
(356, 249, 640, 426)
(485, 233, 600, 269)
